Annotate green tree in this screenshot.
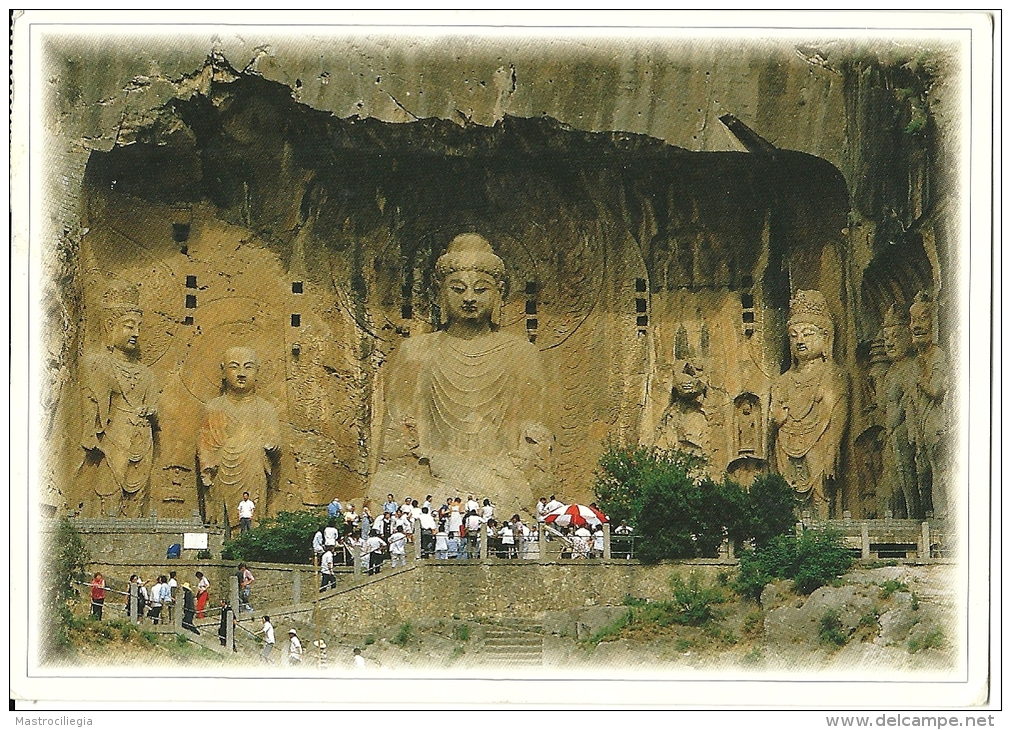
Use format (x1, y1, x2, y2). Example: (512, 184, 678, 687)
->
(41, 518, 92, 661)
(745, 473, 800, 548)
(734, 528, 855, 601)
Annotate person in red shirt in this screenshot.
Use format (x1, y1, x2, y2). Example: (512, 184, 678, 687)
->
(90, 572, 106, 620)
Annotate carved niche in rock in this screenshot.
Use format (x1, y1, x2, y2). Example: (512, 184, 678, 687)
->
(197, 347, 282, 527)
(770, 290, 850, 520)
(76, 284, 159, 518)
(370, 233, 554, 515)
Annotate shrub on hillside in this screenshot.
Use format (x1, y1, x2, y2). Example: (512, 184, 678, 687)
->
(221, 509, 328, 564)
(734, 528, 855, 601)
(41, 518, 92, 661)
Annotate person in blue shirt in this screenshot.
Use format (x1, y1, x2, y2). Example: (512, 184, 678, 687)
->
(327, 497, 342, 519)
(383, 494, 399, 515)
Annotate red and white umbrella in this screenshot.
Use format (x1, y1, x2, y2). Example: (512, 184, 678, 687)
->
(543, 504, 608, 529)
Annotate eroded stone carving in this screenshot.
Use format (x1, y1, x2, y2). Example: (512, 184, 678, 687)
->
(198, 347, 282, 526)
(881, 304, 921, 518)
(371, 233, 553, 513)
(907, 291, 949, 518)
(78, 284, 158, 517)
(653, 359, 709, 457)
(770, 290, 849, 520)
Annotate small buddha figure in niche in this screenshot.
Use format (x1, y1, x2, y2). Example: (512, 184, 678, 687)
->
(881, 303, 921, 518)
(907, 291, 949, 518)
(198, 347, 281, 527)
(654, 360, 709, 458)
(372, 233, 552, 514)
(770, 290, 849, 520)
(78, 284, 158, 517)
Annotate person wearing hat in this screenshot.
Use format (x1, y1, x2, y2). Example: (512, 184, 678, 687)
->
(287, 628, 303, 666)
(181, 582, 199, 634)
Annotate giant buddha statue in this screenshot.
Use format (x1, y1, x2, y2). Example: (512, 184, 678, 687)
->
(881, 303, 921, 518)
(370, 233, 553, 514)
(770, 290, 849, 520)
(198, 347, 281, 527)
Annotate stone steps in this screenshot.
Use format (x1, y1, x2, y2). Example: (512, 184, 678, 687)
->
(476, 622, 543, 667)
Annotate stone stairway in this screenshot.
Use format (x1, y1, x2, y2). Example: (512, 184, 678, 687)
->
(477, 619, 543, 667)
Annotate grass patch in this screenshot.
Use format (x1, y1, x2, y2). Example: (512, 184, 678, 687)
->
(879, 580, 910, 600)
(908, 628, 944, 654)
(862, 559, 899, 569)
(818, 609, 848, 649)
(363, 635, 376, 646)
(587, 610, 633, 644)
(910, 593, 920, 611)
(452, 624, 471, 642)
(856, 610, 880, 642)
(741, 647, 763, 666)
(392, 623, 413, 647)
(742, 610, 765, 638)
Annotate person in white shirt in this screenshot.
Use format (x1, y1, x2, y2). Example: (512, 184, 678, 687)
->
(323, 523, 339, 550)
(573, 527, 593, 559)
(544, 495, 564, 513)
(499, 522, 517, 558)
(434, 530, 449, 560)
(418, 507, 437, 558)
(353, 647, 366, 670)
(312, 527, 325, 557)
(320, 546, 336, 591)
(592, 524, 606, 558)
(287, 628, 303, 666)
(466, 495, 480, 513)
(480, 498, 495, 523)
(464, 510, 482, 559)
(237, 492, 256, 534)
(364, 531, 387, 575)
(536, 497, 550, 522)
(165, 571, 178, 623)
(256, 616, 275, 663)
(388, 526, 408, 568)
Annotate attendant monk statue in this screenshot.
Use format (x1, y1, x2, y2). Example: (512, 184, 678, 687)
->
(198, 347, 281, 528)
(78, 284, 158, 517)
(881, 303, 921, 518)
(371, 233, 553, 514)
(770, 290, 849, 520)
(907, 291, 949, 518)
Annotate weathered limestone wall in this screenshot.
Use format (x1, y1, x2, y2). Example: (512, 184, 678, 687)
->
(38, 32, 959, 523)
(317, 561, 728, 633)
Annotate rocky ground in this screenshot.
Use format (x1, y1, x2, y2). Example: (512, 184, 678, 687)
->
(52, 563, 958, 676)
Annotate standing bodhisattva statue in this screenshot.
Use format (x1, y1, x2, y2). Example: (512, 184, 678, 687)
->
(770, 290, 849, 520)
(79, 284, 158, 517)
(371, 233, 553, 514)
(881, 303, 921, 518)
(198, 347, 281, 527)
(907, 291, 949, 518)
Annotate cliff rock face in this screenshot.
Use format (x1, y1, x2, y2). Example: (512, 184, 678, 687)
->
(37, 36, 956, 521)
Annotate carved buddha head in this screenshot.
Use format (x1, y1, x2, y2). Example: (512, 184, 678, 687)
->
(434, 233, 506, 328)
(909, 290, 936, 350)
(101, 283, 143, 357)
(882, 303, 913, 361)
(787, 290, 833, 365)
(221, 347, 260, 395)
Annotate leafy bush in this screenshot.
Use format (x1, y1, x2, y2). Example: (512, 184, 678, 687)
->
(593, 444, 797, 562)
(392, 623, 413, 647)
(879, 580, 909, 600)
(734, 529, 855, 601)
(452, 624, 471, 642)
(221, 509, 328, 563)
(818, 609, 848, 648)
(670, 573, 728, 627)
